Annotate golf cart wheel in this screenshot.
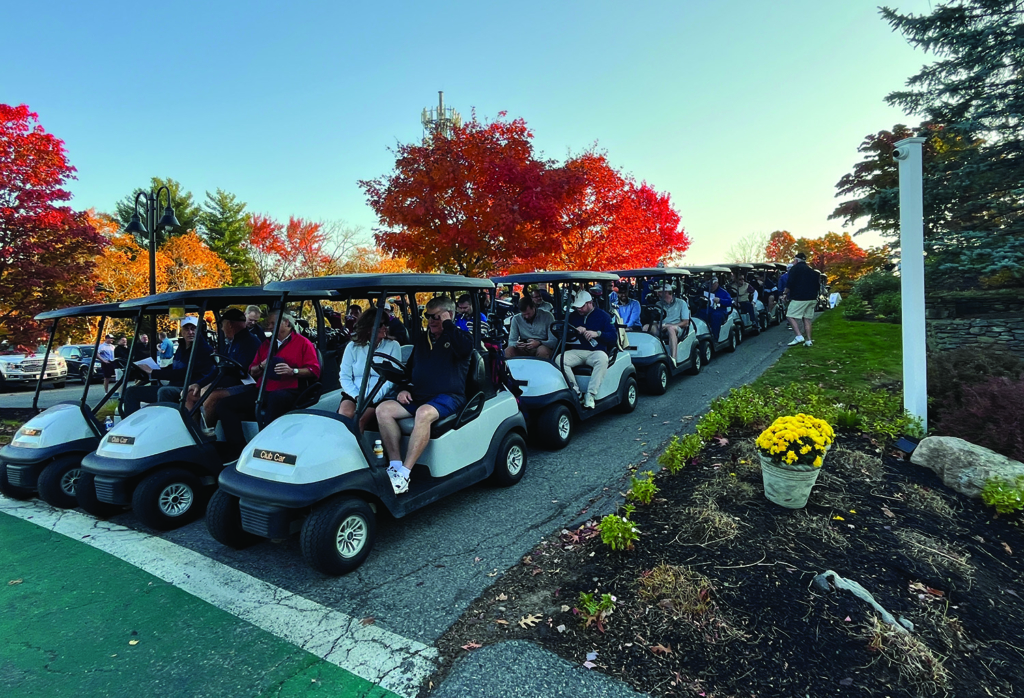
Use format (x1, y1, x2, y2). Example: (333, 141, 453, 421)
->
(133, 467, 205, 531)
(643, 362, 669, 395)
(206, 489, 260, 549)
(703, 341, 713, 364)
(37, 455, 83, 509)
(537, 403, 572, 450)
(491, 431, 527, 486)
(75, 472, 123, 518)
(0, 460, 34, 500)
(735, 324, 744, 344)
(726, 329, 738, 353)
(617, 375, 639, 413)
(686, 345, 702, 376)
(301, 497, 376, 576)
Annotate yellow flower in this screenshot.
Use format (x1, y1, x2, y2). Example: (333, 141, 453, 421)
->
(813, 456, 823, 468)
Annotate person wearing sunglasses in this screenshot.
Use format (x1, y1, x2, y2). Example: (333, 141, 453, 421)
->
(374, 296, 473, 495)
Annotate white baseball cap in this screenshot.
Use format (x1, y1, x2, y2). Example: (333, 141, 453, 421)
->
(180, 316, 199, 327)
(570, 290, 592, 309)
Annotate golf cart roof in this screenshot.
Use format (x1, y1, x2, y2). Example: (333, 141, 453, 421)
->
(751, 263, 776, 270)
(34, 302, 139, 321)
(491, 271, 619, 285)
(265, 273, 493, 293)
(773, 262, 788, 271)
(121, 286, 281, 309)
(718, 263, 755, 270)
(677, 265, 732, 274)
(614, 268, 692, 278)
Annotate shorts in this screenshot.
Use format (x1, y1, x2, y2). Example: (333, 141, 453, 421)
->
(407, 393, 465, 420)
(101, 362, 116, 379)
(787, 299, 817, 320)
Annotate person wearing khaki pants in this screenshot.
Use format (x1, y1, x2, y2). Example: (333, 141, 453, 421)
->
(555, 290, 616, 409)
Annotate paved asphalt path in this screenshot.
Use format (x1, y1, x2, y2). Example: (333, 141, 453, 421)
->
(0, 381, 100, 411)
(84, 326, 791, 648)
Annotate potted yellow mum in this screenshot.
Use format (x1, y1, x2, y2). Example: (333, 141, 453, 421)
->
(755, 414, 835, 508)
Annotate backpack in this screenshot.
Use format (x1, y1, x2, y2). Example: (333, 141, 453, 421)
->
(610, 309, 630, 351)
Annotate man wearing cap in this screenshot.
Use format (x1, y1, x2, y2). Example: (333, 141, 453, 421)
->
(556, 290, 617, 409)
(646, 283, 690, 363)
(184, 308, 263, 430)
(785, 252, 820, 347)
(699, 276, 733, 340)
(97, 333, 117, 394)
(122, 316, 215, 415)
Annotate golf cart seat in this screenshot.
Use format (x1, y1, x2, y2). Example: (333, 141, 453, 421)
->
(396, 350, 488, 438)
(400, 344, 414, 363)
(293, 349, 325, 410)
(569, 346, 618, 375)
(640, 305, 665, 326)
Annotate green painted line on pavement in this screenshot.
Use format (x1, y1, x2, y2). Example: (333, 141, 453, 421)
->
(0, 512, 398, 698)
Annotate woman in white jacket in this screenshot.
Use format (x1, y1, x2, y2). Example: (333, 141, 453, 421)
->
(338, 310, 403, 431)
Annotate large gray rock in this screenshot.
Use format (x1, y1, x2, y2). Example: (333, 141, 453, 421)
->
(910, 436, 1024, 498)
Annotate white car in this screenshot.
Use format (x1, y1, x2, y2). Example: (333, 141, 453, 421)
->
(0, 350, 66, 390)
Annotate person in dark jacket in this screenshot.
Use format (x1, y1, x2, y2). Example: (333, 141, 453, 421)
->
(184, 308, 263, 429)
(375, 296, 473, 495)
(122, 316, 214, 415)
(556, 290, 617, 409)
(784, 252, 821, 346)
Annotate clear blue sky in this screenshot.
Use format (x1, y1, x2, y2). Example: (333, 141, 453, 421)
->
(5, 0, 935, 264)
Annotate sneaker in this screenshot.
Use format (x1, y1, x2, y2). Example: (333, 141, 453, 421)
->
(804, 340, 813, 347)
(582, 393, 596, 409)
(387, 466, 410, 495)
(786, 336, 805, 346)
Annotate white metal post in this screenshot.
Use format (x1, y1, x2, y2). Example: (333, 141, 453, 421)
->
(894, 136, 928, 431)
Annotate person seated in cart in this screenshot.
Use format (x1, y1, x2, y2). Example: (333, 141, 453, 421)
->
(338, 311, 403, 431)
(375, 296, 474, 495)
(124, 316, 215, 415)
(615, 285, 642, 330)
(733, 275, 757, 327)
(455, 294, 489, 334)
(556, 290, 617, 410)
(645, 283, 690, 363)
(184, 308, 263, 431)
(530, 286, 555, 314)
(216, 310, 321, 454)
(505, 294, 557, 359)
(698, 276, 733, 340)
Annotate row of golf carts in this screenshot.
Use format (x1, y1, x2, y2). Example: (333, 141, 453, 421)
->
(0, 266, 781, 575)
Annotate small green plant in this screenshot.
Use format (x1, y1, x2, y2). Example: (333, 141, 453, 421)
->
(835, 409, 863, 430)
(658, 433, 704, 474)
(981, 475, 1024, 514)
(842, 294, 870, 320)
(627, 471, 658, 505)
(575, 591, 616, 632)
(873, 291, 902, 320)
(600, 506, 640, 551)
(696, 410, 730, 440)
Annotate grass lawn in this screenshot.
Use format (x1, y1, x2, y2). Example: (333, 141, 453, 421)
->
(754, 310, 903, 394)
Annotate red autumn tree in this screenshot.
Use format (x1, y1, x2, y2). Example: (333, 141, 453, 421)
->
(764, 230, 797, 262)
(360, 112, 575, 277)
(0, 105, 107, 346)
(531, 152, 687, 271)
(243, 214, 361, 282)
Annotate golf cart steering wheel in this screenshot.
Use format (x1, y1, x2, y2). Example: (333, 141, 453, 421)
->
(370, 352, 406, 384)
(212, 353, 248, 376)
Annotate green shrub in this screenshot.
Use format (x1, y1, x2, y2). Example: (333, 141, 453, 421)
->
(627, 471, 659, 505)
(658, 433, 704, 474)
(981, 475, 1024, 514)
(576, 592, 616, 632)
(873, 291, 902, 320)
(600, 505, 639, 551)
(851, 270, 900, 303)
(841, 294, 870, 320)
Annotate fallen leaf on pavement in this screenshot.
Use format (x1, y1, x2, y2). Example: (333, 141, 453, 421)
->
(359, 616, 375, 626)
(8, 579, 23, 586)
(496, 593, 508, 601)
(519, 613, 542, 629)
(561, 605, 571, 612)
(494, 619, 509, 625)
(1003, 542, 1013, 555)
(461, 642, 482, 651)
(881, 507, 895, 518)
(128, 640, 139, 646)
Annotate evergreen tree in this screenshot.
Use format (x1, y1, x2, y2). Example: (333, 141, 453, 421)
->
(882, 0, 1024, 282)
(114, 177, 203, 247)
(202, 188, 254, 285)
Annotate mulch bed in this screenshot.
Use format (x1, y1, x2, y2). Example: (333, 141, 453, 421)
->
(428, 432, 1024, 697)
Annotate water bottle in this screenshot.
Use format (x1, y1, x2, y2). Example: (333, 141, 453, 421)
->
(104, 416, 113, 432)
(373, 440, 384, 460)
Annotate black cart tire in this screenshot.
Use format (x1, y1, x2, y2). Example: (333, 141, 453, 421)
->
(75, 471, 123, 518)
(703, 341, 713, 364)
(206, 489, 260, 549)
(618, 375, 639, 413)
(132, 467, 205, 531)
(643, 362, 669, 395)
(686, 345, 702, 375)
(0, 460, 35, 500)
(301, 497, 376, 576)
(537, 403, 572, 450)
(491, 432, 527, 486)
(726, 329, 738, 353)
(37, 455, 83, 509)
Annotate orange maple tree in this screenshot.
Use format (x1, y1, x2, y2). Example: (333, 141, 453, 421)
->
(764, 230, 798, 262)
(244, 214, 349, 282)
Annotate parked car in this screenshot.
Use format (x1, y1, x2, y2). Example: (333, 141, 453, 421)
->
(58, 344, 102, 384)
(0, 349, 67, 391)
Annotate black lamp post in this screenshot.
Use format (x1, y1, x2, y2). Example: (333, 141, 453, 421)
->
(124, 187, 180, 296)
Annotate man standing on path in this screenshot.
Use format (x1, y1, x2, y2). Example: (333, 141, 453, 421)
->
(785, 252, 820, 347)
(97, 333, 116, 394)
(157, 332, 174, 368)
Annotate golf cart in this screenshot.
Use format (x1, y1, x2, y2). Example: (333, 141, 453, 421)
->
(0, 302, 139, 508)
(614, 268, 709, 394)
(678, 266, 744, 354)
(717, 263, 769, 336)
(207, 274, 526, 576)
(491, 271, 638, 450)
(76, 287, 342, 530)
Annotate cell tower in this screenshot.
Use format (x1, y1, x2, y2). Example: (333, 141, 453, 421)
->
(421, 91, 462, 138)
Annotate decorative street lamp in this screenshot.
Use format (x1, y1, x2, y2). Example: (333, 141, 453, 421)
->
(124, 187, 180, 296)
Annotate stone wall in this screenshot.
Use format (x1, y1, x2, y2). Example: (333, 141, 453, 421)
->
(926, 293, 1024, 355)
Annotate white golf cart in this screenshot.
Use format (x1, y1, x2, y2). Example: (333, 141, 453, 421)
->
(678, 266, 745, 355)
(614, 269, 710, 395)
(0, 302, 139, 509)
(490, 272, 638, 450)
(207, 274, 528, 576)
(76, 287, 340, 530)
(717, 263, 770, 337)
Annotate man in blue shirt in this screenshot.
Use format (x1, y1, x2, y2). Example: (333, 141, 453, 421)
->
(556, 290, 617, 409)
(616, 286, 642, 330)
(455, 294, 490, 335)
(157, 332, 175, 368)
(184, 308, 263, 429)
(123, 316, 214, 415)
